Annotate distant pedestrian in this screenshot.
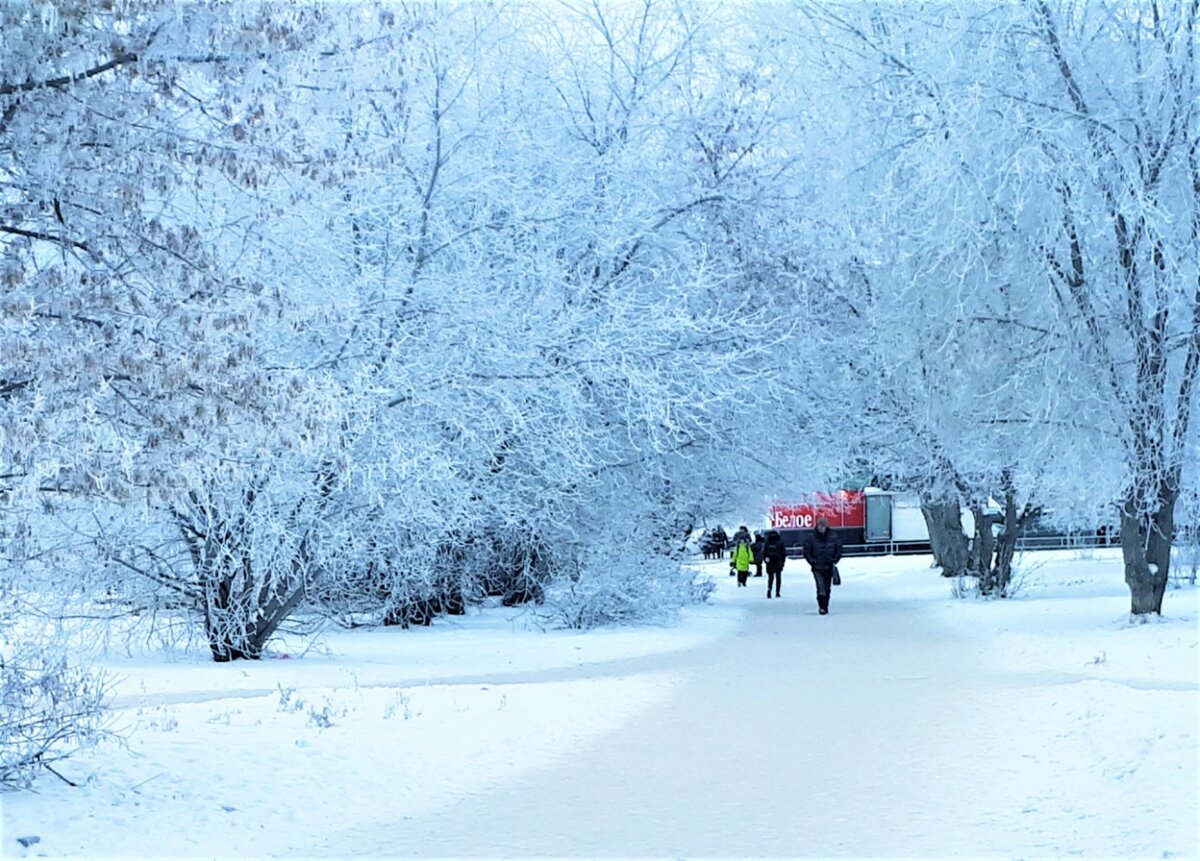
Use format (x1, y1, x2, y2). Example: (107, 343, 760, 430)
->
(751, 531, 766, 578)
(713, 525, 728, 552)
(701, 529, 724, 560)
(802, 517, 843, 615)
(730, 533, 754, 587)
(763, 529, 788, 599)
(730, 524, 751, 547)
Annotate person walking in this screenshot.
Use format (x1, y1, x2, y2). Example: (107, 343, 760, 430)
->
(701, 529, 723, 560)
(762, 529, 788, 599)
(728, 524, 752, 579)
(730, 533, 754, 587)
(751, 531, 766, 578)
(713, 525, 728, 553)
(802, 517, 843, 614)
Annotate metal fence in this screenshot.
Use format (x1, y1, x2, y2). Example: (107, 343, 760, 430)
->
(785, 532, 1115, 559)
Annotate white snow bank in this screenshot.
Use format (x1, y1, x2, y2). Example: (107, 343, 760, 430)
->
(4, 584, 739, 859)
(6, 674, 678, 859)
(100, 589, 743, 710)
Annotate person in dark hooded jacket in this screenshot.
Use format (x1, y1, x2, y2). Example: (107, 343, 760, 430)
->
(712, 525, 728, 552)
(802, 517, 842, 614)
(762, 529, 788, 598)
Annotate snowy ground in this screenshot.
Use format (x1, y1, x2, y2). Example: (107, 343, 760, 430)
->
(3, 549, 1197, 859)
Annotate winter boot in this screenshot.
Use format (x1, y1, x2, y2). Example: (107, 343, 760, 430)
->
(817, 594, 829, 614)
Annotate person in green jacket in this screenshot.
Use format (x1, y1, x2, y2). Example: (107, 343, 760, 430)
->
(730, 530, 754, 587)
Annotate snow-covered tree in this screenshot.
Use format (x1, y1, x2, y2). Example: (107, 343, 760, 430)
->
(279, 1, 817, 628)
(1016, 0, 1200, 613)
(0, 3, 372, 663)
(788, 1, 1199, 607)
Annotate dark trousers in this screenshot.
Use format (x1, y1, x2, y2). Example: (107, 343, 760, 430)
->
(812, 567, 834, 607)
(766, 564, 783, 596)
(736, 568, 750, 586)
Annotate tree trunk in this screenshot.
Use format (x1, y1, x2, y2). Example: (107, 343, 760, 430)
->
(1121, 491, 1175, 615)
(971, 503, 999, 593)
(921, 499, 969, 577)
(992, 535, 1016, 594)
(992, 501, 1018, 592)
(987, 483, 1032, 598)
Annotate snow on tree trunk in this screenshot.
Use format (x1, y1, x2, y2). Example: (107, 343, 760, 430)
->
(990, 491, 1020, 597)
(986, 479, 1038, 599)
(1120, 492, 1177, 616)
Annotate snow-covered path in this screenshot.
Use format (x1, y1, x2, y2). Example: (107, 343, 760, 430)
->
(6, 554, 1195, 859)
(314, 563, 1197, 858)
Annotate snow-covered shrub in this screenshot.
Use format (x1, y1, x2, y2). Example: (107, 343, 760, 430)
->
(950, 574, 980, 600)
(1170, 490, 1199, 587)
(471, 529, 550, 608)
(383, 691, 414, 720)
(951, 563, 1028, 600)
(169, 465, 342, 662)
(1169, 537, 1199, 588)
(309, 520, 557, 629)
(0, 636, 108, 789)
(0, 542, 110, 788)
(998, 566, 1028, 599)
(381, 565, 468, 629)
(305, 524, 461, 628)
(543, 552, 714, 630)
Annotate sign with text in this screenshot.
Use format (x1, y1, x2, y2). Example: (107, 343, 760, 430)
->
(770, 491, 866, 530)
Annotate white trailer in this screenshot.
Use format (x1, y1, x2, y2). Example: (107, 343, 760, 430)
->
(863, 489, 977, 549)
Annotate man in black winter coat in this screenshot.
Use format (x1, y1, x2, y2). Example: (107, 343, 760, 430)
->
(802, 517, 842, 615)
(762, 530, 788, 598)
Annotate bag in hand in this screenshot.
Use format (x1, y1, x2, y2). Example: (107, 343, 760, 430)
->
(832, 564, 841, 586)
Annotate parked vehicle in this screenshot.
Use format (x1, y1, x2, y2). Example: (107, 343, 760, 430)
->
(768, 490, 1110, 557)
